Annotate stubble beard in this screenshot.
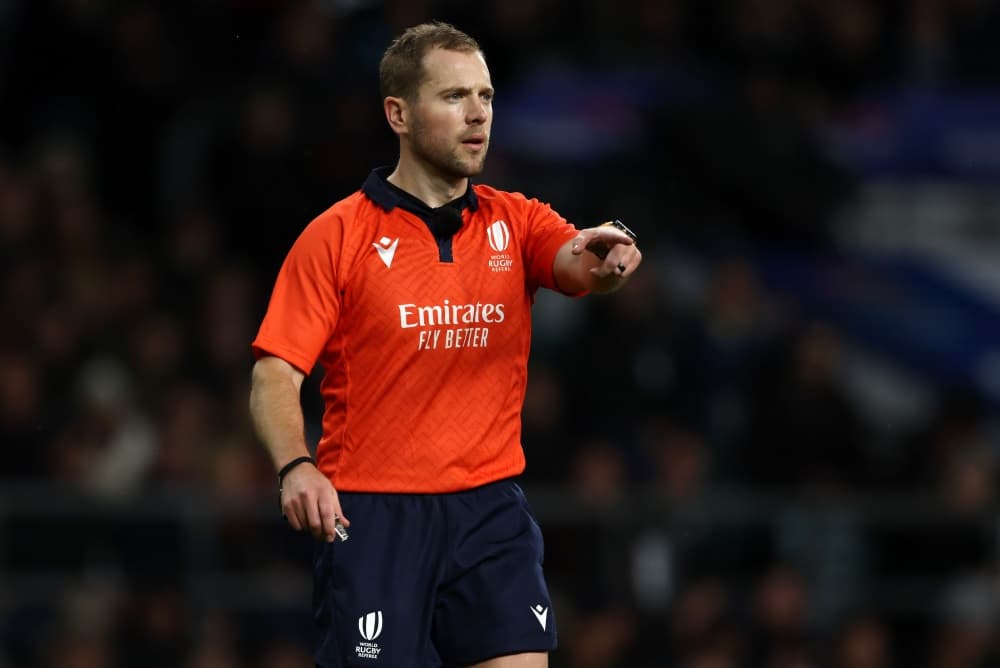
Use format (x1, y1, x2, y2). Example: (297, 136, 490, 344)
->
(411, 121, 488, 181)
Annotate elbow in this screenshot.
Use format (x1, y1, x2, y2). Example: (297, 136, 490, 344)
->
(250, 355, 305, 402)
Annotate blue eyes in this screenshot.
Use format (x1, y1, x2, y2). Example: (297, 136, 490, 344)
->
(446, 93, 493, 102)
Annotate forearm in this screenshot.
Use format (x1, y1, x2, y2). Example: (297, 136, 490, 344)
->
(250, 356, 347, 539)
(249, 357, 310, 472)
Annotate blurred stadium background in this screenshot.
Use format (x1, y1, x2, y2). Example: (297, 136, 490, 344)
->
(2, 0, 999, 666)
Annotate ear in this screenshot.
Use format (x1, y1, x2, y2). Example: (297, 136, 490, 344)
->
(384, 96, 408, 136)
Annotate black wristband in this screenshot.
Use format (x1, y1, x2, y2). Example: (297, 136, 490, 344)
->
(277, 455, 314, 488)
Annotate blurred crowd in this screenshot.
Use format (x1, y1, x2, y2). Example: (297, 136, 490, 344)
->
(2, 0, 999, 666)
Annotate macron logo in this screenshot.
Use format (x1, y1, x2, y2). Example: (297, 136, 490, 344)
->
(373, 236, 399, 268)
(530, 604, 548, 631)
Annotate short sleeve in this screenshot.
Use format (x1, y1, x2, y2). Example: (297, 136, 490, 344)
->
(251, 213, 342, 374)
(520, 197, 581, 295)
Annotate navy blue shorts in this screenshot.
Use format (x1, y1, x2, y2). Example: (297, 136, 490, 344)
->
(312, 478, 557, 667)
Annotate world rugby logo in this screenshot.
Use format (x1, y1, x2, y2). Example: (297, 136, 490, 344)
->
(359, 611, 383, 641)
(487, 220, 510, 252)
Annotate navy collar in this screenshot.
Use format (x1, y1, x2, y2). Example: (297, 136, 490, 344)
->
(361, 166, 479, 215)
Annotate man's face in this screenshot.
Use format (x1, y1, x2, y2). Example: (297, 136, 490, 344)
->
(406, 48, 493, 179)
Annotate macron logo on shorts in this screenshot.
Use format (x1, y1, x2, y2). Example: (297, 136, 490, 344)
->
(530, 604, 548, 631)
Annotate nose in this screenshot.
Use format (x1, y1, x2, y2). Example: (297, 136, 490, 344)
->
(466, 97, 488, 124)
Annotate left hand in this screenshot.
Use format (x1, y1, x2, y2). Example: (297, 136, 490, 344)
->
(571, 225, 642, 278)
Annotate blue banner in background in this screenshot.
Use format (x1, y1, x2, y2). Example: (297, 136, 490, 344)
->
(495, 65, 1000, 180)
(826, 87, 1000, 181)
(493, 64, 712, 161)
(753, 247, 1000, 407)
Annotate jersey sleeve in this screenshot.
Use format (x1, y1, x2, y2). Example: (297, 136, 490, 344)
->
(251, 213, 342, 374)
(520, 197, 582, 295)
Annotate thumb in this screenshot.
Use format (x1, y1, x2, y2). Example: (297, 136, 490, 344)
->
(570, 230, 593, 255)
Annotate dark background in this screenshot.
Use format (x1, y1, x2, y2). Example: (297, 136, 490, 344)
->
(2, 1, 999, 666)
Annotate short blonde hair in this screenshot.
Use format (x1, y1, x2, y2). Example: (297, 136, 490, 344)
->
(379, 21, 482, 101)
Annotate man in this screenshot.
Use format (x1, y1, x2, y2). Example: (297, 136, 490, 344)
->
(249, 21, 641, 668)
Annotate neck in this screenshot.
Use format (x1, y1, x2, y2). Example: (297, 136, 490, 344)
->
(386, 154, 467, 209)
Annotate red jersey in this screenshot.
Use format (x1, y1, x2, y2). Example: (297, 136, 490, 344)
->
(252, 169, 580, 492)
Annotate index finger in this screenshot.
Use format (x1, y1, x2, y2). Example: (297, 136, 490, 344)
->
(572, 226, 635, 255)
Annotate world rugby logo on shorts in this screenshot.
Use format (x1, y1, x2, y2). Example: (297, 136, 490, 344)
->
(487, 220, 510, 252)
(356, 610, 383, 660)
(358, 610, 383, 641)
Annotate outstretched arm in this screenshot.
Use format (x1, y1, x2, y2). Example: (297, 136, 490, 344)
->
(553, 222, 642, 294)
(249, 355, 349, 541)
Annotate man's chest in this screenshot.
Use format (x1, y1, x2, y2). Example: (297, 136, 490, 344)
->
(338, 217, 529, 354)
